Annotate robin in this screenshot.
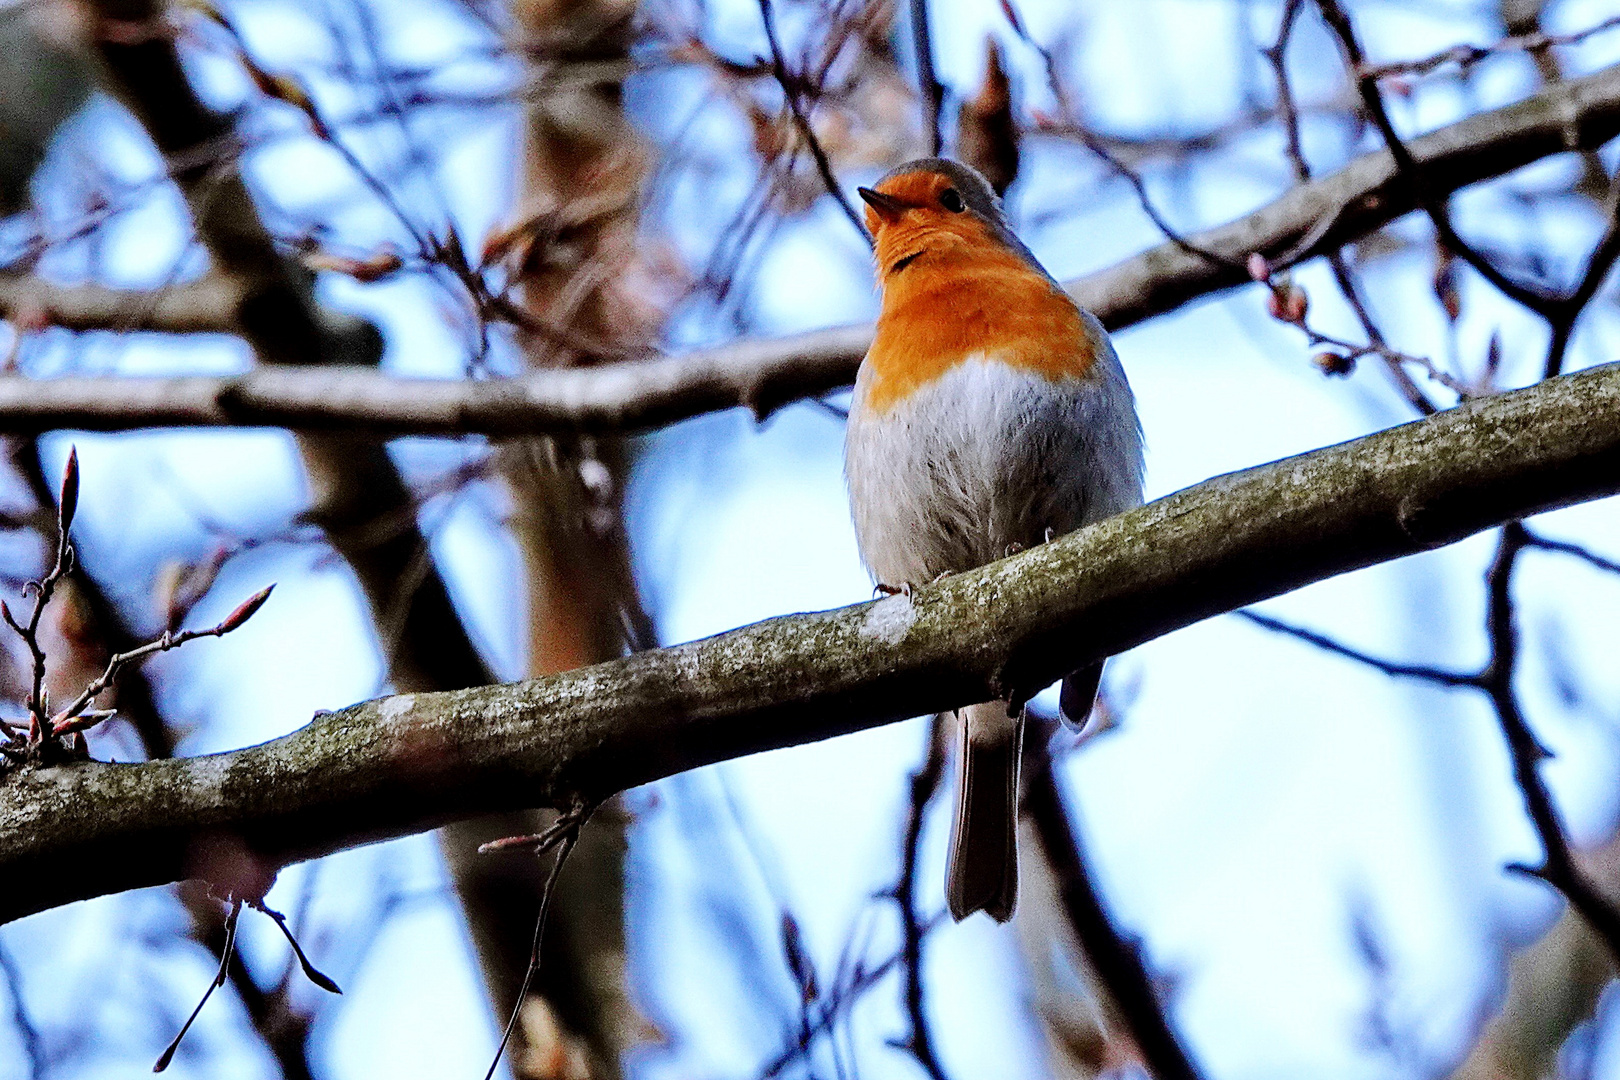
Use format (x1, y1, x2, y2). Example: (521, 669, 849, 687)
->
(845, 159, 1144, 922)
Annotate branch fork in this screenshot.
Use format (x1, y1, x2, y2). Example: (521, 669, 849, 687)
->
(0, 450, 275, 772)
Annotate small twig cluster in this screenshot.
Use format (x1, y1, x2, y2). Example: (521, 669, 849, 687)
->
(1357, 14, 1620, 83)
(1297, 0, 1620, 967)
(757, 904, 951, 1080)
(1246, 252, 1474, 396)
(754, 0, 870, 242)
(477, 800, 596, 1080)
(1316, 0, 1620, 382)
(0, 449, 275, 772)
(154, 894, 342, 1073)
(0, 448, 334, 1069)
(0, 449, 81, 766)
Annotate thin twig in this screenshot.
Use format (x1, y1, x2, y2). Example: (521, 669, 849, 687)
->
(1543, 177, 1620, 377)
(758, 911, 951, 1078)
(1523, 530, 1620, 576)
(1057, 123, 1249, 271)
(1261, 0, 1441, 415)
(480, 801, 593, 1080)
(889, 716, 949, 1080)
(155, 899, 243, 1072)
(909, 0, 943, 155)
(1359, 15, 1620, 81)
(1237, 610, 1479, 687)
(49, 585, 275, 736)
(1, 448, 79, 757)
(755, 0, 869, 242)
(1251, 261, 1475, 398)
(249, 900, 342, 995)
(1479, 526, 1620, 967)
(1003, 0, 1245, 274)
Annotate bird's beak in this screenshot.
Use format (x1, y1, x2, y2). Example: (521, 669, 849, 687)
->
(858, 187, 908, 224)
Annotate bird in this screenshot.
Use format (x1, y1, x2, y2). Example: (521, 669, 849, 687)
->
(844, 158, 1144, 923)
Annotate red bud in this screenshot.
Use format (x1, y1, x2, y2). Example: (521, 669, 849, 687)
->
(59, 447, 80, 533)
(1313, 351, 1355, 377)
(1482, 330, 1502, 387)
(997, 0, 1028, 38)
(1267, 283, 1308, 325)
(215, 585, 274, 634)
(1432, 241, 1461, 322)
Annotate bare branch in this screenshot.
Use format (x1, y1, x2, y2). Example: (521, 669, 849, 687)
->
(5, 62, 1620, 437)
(155, 899, 242, 1073)
(1360, 15, 1620, 82)
(1478, 527, 1620, 965)
(890, 715, 948, 1080)
(0, 273, 239, 335)
(910, 0, 943, 155)
(1024, 728, 1202, 1080)
(755, 0, 869, 241)
(1236, 609, 1478, 687)
(4, 361, 1620, 923)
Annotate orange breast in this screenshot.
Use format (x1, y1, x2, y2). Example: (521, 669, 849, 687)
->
(862, 246, 1095, 414)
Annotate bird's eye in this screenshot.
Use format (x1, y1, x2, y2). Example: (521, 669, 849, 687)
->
(939, 187, 965, 213)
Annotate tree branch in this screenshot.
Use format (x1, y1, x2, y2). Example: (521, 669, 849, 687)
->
(0, 273, 239, 335)
(1449, 833, 1620, 1080)
(4, 360, 1620, 922)
(1024, 732, 1202, 1080)
(5, 63, 1620, 436)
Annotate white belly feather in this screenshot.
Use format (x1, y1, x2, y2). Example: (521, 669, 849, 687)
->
(844, 349, 1144, 588)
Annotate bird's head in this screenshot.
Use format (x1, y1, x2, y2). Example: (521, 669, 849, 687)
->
(857, 158, 1030, 282)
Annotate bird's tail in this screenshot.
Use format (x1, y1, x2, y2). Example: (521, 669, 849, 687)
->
(946, 700, 1022, 923)
(1059, 661, 1104, 730)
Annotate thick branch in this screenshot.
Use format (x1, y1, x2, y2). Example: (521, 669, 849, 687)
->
(0, 273, 239, 335)
(0, 329, 868, 435)
(5, 63, 1620, 436)
(5, 361, 1620, 923)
